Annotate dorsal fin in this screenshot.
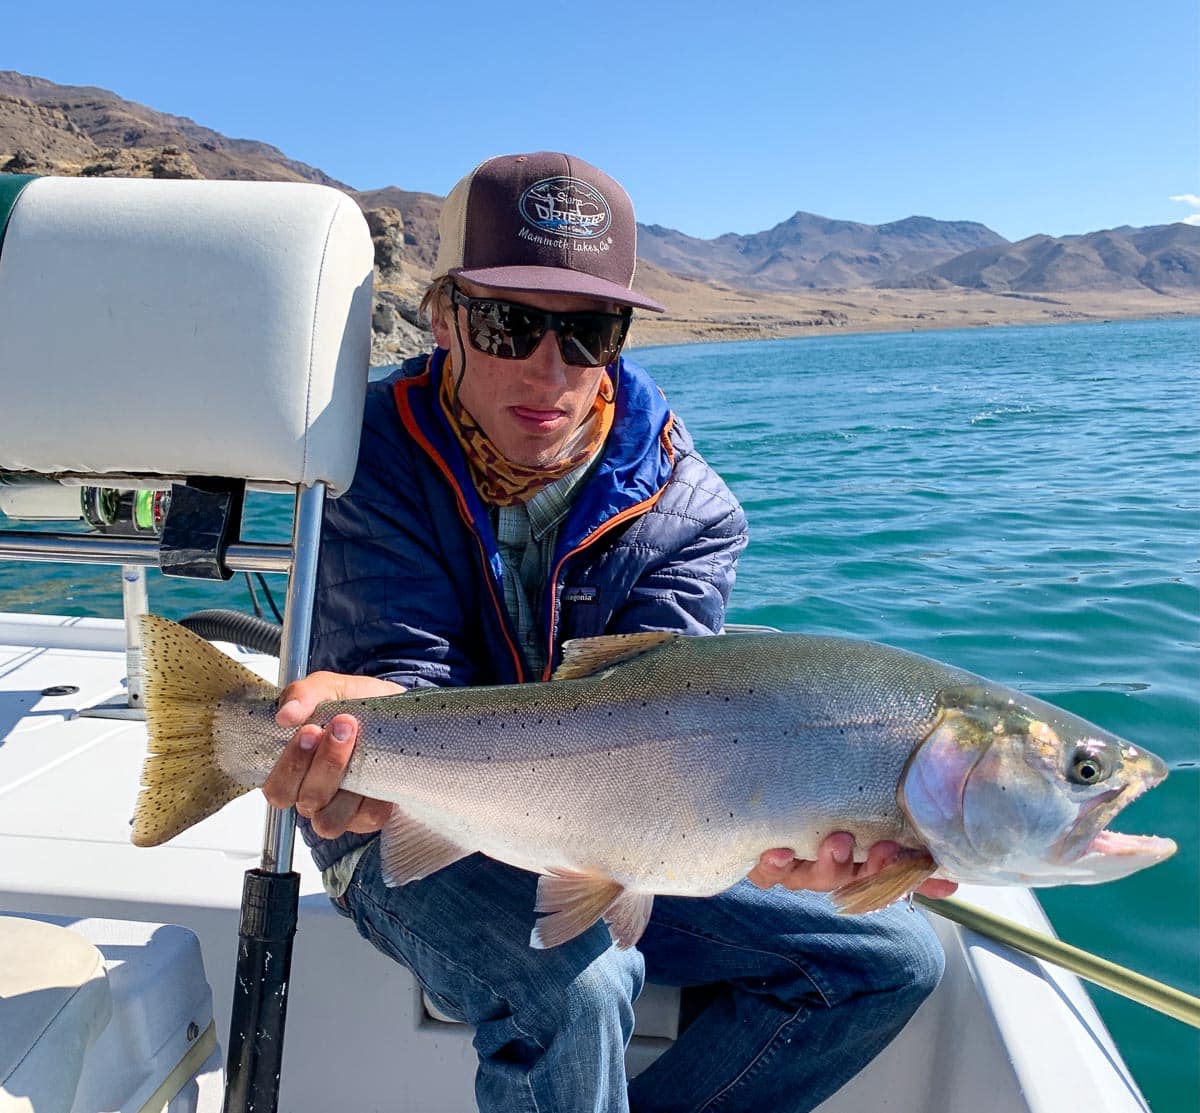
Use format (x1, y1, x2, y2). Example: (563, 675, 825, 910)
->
(550, 632, 678, 681)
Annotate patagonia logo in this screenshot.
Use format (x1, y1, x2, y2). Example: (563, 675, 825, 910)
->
(562, 586, 599, 604)
(519, 177, 612, 240)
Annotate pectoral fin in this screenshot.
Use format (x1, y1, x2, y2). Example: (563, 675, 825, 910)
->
(830, 852, 938, 915)
(531, 868, 654, 950)
(379, 808, 471, 887)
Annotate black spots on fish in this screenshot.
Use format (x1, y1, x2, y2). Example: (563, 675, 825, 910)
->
(857, 786, 864, 793)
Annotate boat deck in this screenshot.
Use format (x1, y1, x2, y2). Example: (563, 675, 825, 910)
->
(0, 613, 1150, 1112)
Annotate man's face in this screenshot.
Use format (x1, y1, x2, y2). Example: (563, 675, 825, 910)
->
(432, 280, 621, 468)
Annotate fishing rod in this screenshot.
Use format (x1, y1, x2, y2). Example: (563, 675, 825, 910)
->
(914, 894, 1200, 1029)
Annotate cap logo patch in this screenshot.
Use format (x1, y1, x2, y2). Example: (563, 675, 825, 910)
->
(519, 177, 612, 240)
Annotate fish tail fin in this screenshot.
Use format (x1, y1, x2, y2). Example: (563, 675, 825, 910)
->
(131, 614, 276, 847)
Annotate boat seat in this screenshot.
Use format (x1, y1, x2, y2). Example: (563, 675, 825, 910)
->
(0, 917, 112, 1113)
(0, 175, 373, 492)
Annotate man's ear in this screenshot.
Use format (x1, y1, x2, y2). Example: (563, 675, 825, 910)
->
(431, 303, 453, 350)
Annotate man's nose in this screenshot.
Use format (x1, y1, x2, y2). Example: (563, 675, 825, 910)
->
(522, 328, 569, 378)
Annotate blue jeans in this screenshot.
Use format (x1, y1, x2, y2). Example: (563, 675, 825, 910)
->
(334, 841, 944, 1112)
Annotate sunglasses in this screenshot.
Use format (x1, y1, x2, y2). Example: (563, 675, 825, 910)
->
(451, 287, 631, 368)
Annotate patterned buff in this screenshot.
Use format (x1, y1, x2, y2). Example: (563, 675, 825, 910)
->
(438, 357, 616, 507)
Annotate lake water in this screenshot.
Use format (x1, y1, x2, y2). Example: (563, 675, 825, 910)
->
(1, 316, 1196, 1110)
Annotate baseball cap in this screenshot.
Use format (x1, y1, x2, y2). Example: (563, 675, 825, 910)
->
(434, 151, 665, 313)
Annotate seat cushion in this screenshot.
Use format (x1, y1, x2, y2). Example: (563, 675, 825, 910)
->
(0, 916, 112, 1113)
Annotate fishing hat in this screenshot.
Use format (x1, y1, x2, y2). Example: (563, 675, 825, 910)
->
(434, 151, 665, 312)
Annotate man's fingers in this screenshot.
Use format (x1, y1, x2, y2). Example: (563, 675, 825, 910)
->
(295, 714, 359, 817)
(747, 847, 796, 889)
(348, 798, 395, 834)
(311, 789, 366, 839)
(800, 832, 857, 891)
(261, 724, 322, 809)
(311, 790, 393, 839)
(915, 878, 958, 899)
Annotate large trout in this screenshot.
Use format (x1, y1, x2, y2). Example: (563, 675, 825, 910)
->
(133, 615, 1175, 949)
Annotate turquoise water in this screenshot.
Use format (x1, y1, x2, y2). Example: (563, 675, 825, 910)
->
(1, 317, 1197, 1109)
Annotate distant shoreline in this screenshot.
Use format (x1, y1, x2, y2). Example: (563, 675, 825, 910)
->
(623, 284, 1200, 351)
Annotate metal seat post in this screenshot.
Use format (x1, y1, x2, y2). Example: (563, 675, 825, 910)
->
(221, 480, 326, 1113)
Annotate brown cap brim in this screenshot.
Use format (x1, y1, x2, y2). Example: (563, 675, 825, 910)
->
(450, 264, 665, 313)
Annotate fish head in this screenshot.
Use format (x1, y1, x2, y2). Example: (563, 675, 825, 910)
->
(899, 683, 1176, 886)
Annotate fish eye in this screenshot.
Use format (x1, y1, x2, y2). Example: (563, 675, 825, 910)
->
(1068, 746, 1112, 786)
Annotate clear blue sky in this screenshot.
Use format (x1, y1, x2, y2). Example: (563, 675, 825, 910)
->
(6, 0, 1197, 241)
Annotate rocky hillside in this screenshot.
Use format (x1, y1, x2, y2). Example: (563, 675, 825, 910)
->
(0, 71, 345, 185)
(0, 71, 426, 360)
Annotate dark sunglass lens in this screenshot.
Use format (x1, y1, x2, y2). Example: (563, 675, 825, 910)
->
(467, 300, 544, 359)
(558, 315, 627, 367)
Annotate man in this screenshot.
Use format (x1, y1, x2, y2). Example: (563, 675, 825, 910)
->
(262, 151, 952, 1112)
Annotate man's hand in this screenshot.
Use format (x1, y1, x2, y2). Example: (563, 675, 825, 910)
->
(261, 671, 404, 839)
(748, 834, 958, 900)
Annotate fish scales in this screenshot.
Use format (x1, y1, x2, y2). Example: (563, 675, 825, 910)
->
(214, 635, 963, 894)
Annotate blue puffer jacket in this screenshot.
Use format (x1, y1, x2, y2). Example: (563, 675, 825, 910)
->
(301, 349, 749, 869)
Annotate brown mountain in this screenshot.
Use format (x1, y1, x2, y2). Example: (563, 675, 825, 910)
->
(900, 225, 1200, 293)
(638, 212, 1008, 290)
(2, 71, 1195, 352)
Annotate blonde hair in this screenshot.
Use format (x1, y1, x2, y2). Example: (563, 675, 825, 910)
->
(420, 275, 455, 328)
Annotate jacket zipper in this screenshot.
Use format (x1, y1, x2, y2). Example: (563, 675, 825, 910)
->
(539, 417, 677, 680)
(393, 377, 527, 683)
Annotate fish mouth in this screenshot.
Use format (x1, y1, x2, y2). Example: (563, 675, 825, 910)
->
(1058, 765, 1176, 871)
(1084, 828, 1177, 861)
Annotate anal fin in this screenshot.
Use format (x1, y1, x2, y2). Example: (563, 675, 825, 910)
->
(379, 808, 471, 887)
(603, 890, 655, 950)
(830, 851, 937, 915)
(531, 868, 652, 950)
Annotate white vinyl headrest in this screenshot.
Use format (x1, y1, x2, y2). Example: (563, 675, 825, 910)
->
(0, 176, 373, 495)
